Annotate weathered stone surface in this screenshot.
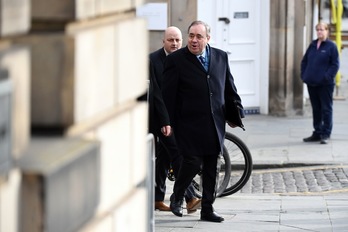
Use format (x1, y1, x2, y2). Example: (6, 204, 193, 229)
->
(12, 16, 148, 134)
(31, 0, 144, 21)
(13, 33, 71, 130)
(77, 103, 149, 232)
(19, 138, 101, 232)
(0, 0, 30, 36)
(0, 44, 30, 158)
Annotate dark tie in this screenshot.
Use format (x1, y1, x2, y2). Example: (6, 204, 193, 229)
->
(199, 56, 208, 71)
(199, 56, 206, 65)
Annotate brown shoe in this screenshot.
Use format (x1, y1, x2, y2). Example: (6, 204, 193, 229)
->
(155, 201, 171, 211)
(186, 198, 201, 214)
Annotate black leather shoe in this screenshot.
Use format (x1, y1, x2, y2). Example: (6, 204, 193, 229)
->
(303, 134, 321, 142)
(200, 211, 224, 222)
(170, 194, 183, 217)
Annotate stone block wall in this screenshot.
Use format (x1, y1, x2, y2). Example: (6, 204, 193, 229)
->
(0, 44, 30, 158)
(0, 2, 31, 229)
(31, 0, 139, 21)
(0, 0, 30, 36)
(0, 0, 151, 231)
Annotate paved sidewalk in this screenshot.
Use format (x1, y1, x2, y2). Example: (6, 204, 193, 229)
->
(154, 57, 348, 231)
(231, 94, 348, 167)
(155, 194, 348, 231)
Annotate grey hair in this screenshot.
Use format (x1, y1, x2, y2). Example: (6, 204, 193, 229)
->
(187, 20, 211, 36)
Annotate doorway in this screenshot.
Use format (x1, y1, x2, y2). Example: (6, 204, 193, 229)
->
(197, 0, 269, 114)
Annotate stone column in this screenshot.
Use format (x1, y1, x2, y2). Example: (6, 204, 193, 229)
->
(269, 0, 312, 116)
(269, 0, 293, 116)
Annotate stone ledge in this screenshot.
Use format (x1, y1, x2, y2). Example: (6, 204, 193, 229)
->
(18, 137, 100, 232)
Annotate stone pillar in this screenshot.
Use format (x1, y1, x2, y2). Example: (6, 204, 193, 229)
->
(269, 0, 294, 116)
(169, 0, 197, 36)
(269, 0, 311, 116)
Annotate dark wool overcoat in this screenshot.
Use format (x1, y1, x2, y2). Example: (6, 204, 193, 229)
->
(162, 45, 243, 156)
(148, 48, 170, 136)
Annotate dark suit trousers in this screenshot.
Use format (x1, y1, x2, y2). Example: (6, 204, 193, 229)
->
(173, 154, 220, 213)
(155, 133, 196, 202)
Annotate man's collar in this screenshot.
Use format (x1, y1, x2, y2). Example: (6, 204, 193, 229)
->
(163, 47, 169, 56)
(197, 46, 208, 57)
(200, 49, 206, 57)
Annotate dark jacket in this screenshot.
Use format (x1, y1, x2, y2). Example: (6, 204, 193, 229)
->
(301, 39, 339, 86)
(162, 45, 243, 156)
(148, 48, 170, 136)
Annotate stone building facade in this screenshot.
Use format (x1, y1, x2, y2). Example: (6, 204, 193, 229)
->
(0, 0, 151, 231)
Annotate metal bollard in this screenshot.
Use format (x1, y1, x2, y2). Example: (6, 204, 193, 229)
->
(146, 133, 155, 232)
(0, 69, 12, 180)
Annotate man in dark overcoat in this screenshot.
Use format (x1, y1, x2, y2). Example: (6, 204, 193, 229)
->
(147, 26, 201, 213)
(162, 21, 244, 222)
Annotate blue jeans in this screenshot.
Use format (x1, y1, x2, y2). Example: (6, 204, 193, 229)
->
(307, 84, 334, 139)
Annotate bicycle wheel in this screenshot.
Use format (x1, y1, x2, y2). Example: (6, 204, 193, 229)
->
(219, 132, 253, 197)
(192, 150, 231, 198)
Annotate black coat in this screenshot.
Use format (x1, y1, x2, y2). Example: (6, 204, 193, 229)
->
(148, 48, 170, 136)
(162, 45, 243, 156)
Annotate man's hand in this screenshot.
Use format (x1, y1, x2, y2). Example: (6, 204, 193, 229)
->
(161, 125, 172, 136)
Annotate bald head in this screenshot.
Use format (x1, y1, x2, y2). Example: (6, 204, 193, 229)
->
(163, 26, 182, 54)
